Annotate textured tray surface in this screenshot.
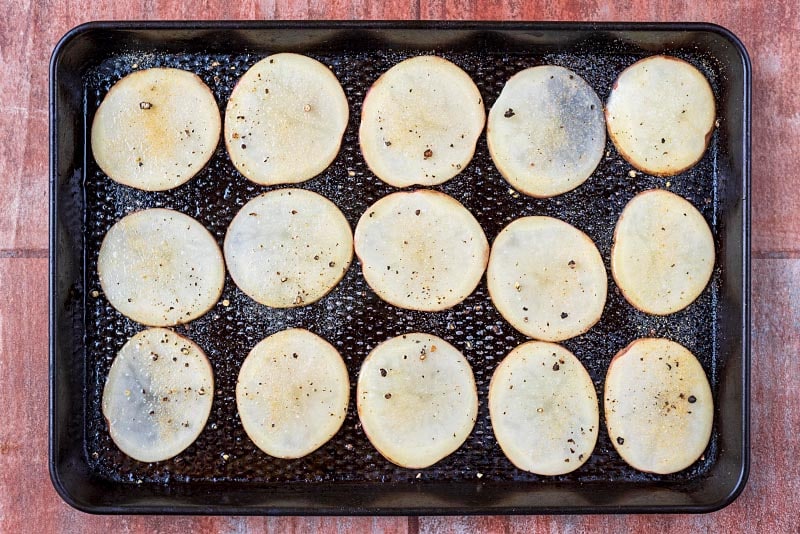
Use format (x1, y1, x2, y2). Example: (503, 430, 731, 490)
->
(82, 45, 722, 485)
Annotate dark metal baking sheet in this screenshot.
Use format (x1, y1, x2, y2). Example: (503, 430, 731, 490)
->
(50, 21, 750, 515)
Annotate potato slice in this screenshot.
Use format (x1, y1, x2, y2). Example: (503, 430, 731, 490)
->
(487, 216, 607, 341)
(91, 68, 220, 191)
(224, 53, 349, 185)
(487, 65, 605, 198)
(489, 341, 598, 475)
(604, 338, 713, 474)
(357, 333, 478, 469)
(359, 56, 485, 187)
(605, 55, 715, 176)
(354, 190, 489, 311)
(102, 328, 214, 463)
(236, 328, 349, 459)
(224, 189, 353, 308)
(98, 208, 225, 326)
(611, 189, 714, 315)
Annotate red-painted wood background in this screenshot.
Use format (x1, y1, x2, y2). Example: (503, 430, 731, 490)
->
(2, 1, 798, 531)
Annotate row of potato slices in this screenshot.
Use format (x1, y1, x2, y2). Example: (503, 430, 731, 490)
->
(103, 327, 712, 476)
(91, 53, 716, 196)
(98, 187, 714, 338)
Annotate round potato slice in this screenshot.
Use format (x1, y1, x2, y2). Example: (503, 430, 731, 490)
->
(357, 333, 478, 468)
(102, 328, 214, 463)
(236, 329, 349, 459)
(224, 53, 349, 185)
(224, 189, 353, 308)
(91, 68, 221, 191)
(489, 341, 598, 475)
(98, 208, 225, 326)
(487, 65, 605, 198)
(359, 56, 485, 187)
(487, 216, 607, 341)
(354, 190, 489, 311)
(604, 338, 713, 474)
(611, 189, 714, 315)
(605, 55, 715, 176)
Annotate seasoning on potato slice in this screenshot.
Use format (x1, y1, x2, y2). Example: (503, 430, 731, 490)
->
(611, 189, 714, 315)
(98, 208, 225, 326)
(359, 56, 485, 187)
(487, 216, 607, 341)
(225, 53, 349, 185)
(357, 333, 478, 469)
(102, 328, 214, 463)
(487, 65, 605, 198)
(354, 190, 489, 311)
(605, 55, 716, 176)
(236, 328, 349, 459)
(224, 189, 353, 308)
(489, 341, 598, 475)
(91, 68, 220, 191)
(604, 338, 713, 474)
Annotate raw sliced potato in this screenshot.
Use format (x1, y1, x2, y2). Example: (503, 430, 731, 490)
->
(487, 65, 605, 198)
(224, 189, 353, 308)
(102, 328, 214, 463)
(225, 53, 349, 185)
(611, 189, 714, 315)
(98, 208, 225, 326)
(359, 56, 485, 187)
(487, 216, 607, 341)
(91, 68, 221, 191)
(489, 341, 598, 475)
(357, 333, 478, 468)
(604, 338, 713, 474)
(236, 328, 349, 459)
(354, 190, 489, 311)
(605, 55, 715, 176)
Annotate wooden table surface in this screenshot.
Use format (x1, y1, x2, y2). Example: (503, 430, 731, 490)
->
(1, 0, 798, 532)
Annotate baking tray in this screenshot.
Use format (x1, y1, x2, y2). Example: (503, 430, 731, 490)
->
(49, 21, 750, 515)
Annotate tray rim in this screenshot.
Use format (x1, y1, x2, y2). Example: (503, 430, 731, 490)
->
(49, 19, 751, 516)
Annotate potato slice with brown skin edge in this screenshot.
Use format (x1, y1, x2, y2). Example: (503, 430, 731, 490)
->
(224, 53, 349, 185)
(354, 190, 489, 312)
(357, 333, 478, 469)
(611, 189, 715, 315)
(236, 329, 349, 459)
(102, 328, 214, 463)
(91, 68, 220, 191)
(359, 56, 485, 187)
(489, 341, 599, 475)
(605, 55, 715, 176)
(98, 208, 225, 327)
(604, 338, 713, 474)
(488, 65, 605, 198)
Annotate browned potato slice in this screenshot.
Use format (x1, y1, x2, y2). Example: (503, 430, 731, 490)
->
(91, 68, 220, 191)
(604, 338, 713, 474)
(605, 55, 715, 176)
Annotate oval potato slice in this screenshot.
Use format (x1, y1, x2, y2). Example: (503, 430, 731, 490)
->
(225, 53, 349, 185)
(359, 56, 485, 187)
(611, 189, 714, 315)
(489, 341, 599, 475)
(357, 333, 478, 469)
(487, 216, 607, 341)
(91, 68, 221, 191)
(487, 65, 605, 198)
(605, 55, 715, 176)
(98, 208, 225, 326)
(604, 338, 713, 474)
(224, 189, 353, 308)
(102, 328, 214, 463)
(354, 190, 489, 311)
(236, 328, 349, 459)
